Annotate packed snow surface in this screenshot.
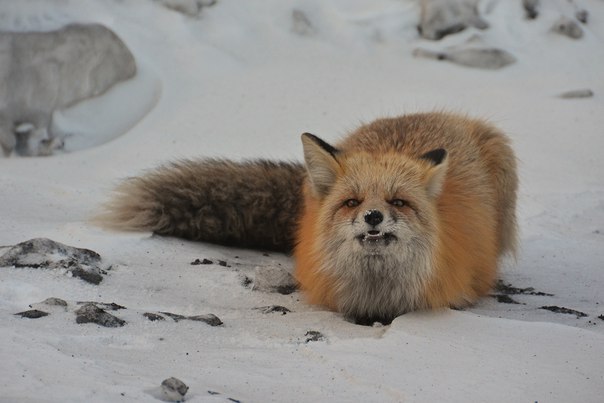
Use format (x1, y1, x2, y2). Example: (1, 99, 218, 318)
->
(1, 0, 603, 402)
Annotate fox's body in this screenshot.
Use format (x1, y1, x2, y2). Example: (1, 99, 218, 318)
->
(98, 112, 518, 324)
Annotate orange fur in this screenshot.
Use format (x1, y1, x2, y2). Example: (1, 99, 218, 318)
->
(294, 113, 517, 321)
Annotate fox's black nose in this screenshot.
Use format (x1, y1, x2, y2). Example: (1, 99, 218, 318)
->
(364, 210, 383, 226)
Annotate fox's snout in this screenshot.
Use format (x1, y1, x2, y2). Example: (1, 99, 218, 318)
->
(363, 209, 384, 227)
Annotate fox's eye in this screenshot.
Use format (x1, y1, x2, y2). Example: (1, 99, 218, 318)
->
(390, 199, 407, 207)
(344, 199, 361, 208)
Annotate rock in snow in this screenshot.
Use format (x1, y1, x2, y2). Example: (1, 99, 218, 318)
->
(0, 23, 136, 157)
(0, 238, 108, 284)
(160, 377, 189, 402)
(418, 0, 488, 40)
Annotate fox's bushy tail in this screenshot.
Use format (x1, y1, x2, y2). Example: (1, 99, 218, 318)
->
(95, 159, 306, 252)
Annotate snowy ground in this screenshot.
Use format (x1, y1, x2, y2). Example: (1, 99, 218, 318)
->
(1, 0, 603, 402)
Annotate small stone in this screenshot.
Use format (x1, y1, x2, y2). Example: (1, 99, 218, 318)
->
(493, 294, 521, 304)
(15, 309, 49, 319)
(40, 297, 68, 307)
(161, 377, 189, 402)
(558, 89, 594, 99)
(143, 312, 166, 322)
(160, 312, 188, 322)
(305, 330, 325, 343)
(522, 0, 539, 20)
(540, 305, 588, 318)
(552, 16, 583, 39)
(255, 305, 292, 315)
(292, 9, 315, 36)
(575, 9, 588, 24)
(191, 258, 213, 265)
(187, 314, 223, 326)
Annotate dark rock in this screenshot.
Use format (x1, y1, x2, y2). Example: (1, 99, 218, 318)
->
(493, 294, 522, 304)
(575, 9, 588, 24)
(540, 305, 588, 318)
(522, 0, 539, 20)
(191, 258, 213, 265)
(160, 311, 222, 326)
(255, 305, 292, 315)
(187, 314, 223, 326)
(144, 312, 166, 322)
(305, 330, 325, 343)
(558, 89, 594, 99)
(15, 309, 49, 319)
(160, 377, 189, 401)
(75, 303, 126, 327)
(494, 280, 553, 296)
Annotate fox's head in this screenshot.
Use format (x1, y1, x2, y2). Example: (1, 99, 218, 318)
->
(301, 133, 448, 324)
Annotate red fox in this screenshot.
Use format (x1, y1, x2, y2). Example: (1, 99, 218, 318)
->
(97, 112, 518, 325)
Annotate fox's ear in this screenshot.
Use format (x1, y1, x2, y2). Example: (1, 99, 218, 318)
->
(420, 148, 448, 198)
(301, 133, 340, 197)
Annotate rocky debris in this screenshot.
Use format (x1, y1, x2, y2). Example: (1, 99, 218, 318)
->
(540, 305, 588, 318)
(144, 312, 166, 322)
(305, 330, 325, 343)
(255, 305, 292, 315)
(552, 16, 583, 39)
(75, 303, 126, 327)
(15, 309, 49, 319)
(292, 9, 315, 36)
(494, 280, 554, 296)
(418, 0, 488, 40)
(575, 9, 588, 24)
(77, 301, 126, 311)
(39, 297, 69, 307)
(160, 377, 189, 402)
(157, 311, 223, 326)
(153, 0, 216, 17)
(0, 238, 108, 285)
(493, 295, 522, 304)
(522, 0, 539, 20)
(252, 265, 298, 295)
(558, 89, 594, 99)
(191, 258, 230, 267)
(0, 23, 136, 157)
(413, 46, 516, 70)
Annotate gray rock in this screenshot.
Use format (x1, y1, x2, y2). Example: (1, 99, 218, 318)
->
(418, 0, 488, 40)
(0, 23, 136, 156)
(0, 238, 107, 284)
(160, 377, 189, 402)
(15, 309, 49, 319)
(522, 0, 539, 20)
(252, 265, 298, 294)
(153, 0, 216, 17)
(75, 303, 126, 327)
(413, 46, 516, 69)
(552, 16, 583, 39)
(292, 9, 315, 36)
(558, 89, 594, 99)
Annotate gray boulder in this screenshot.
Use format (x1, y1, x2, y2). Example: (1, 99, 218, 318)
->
(0, 23, 136, 156)
(418, 0, 488, 40)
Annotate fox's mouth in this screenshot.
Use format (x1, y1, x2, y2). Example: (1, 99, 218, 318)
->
(356, 230, 397, 246)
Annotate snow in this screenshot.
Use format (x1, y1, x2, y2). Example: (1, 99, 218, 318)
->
(1, 0, 603, 401)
